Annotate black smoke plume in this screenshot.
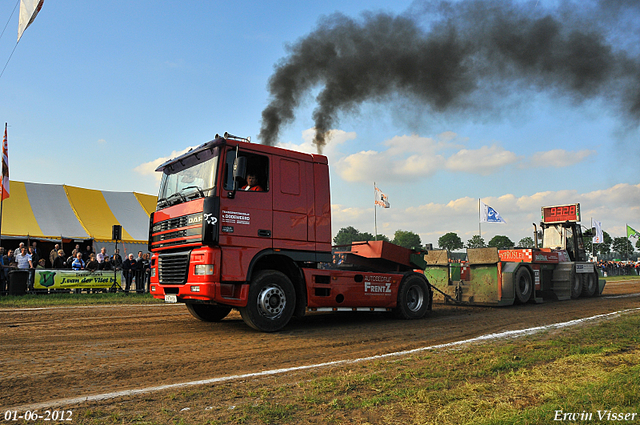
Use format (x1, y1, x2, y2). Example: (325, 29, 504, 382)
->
(259, 0, 640, 151)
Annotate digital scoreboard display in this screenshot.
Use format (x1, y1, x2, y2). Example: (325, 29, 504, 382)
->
(541, 203, 580, 223)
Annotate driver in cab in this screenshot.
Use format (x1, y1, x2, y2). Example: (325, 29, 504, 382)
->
(241, 173, 263, 191)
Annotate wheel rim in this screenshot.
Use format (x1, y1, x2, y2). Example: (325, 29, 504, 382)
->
(406, 285, 424, 312)
(256, 284, 286, 319)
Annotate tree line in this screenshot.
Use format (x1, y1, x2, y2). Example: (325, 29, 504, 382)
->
(334, 226, 640, 260)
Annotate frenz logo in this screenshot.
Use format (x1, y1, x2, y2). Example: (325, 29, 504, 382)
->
(364, 280, 392, 294)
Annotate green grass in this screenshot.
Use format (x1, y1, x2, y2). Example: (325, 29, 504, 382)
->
(0, 291, 161, 308)
(189, 312, 640, 425)
(602, 274, 640, 282)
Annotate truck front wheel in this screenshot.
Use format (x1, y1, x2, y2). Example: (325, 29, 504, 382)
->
(240, 270, 296, 332)
(186, 303, 232, 322)
(394, 275, 430, 320)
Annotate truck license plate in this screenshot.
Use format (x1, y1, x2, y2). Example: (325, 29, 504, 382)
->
(164, 295, 178, 303)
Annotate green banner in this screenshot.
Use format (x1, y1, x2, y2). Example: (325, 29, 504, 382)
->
(34, 269, 122, 289)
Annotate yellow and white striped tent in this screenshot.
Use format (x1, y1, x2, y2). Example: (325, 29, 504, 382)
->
(0, 181, 157, 253)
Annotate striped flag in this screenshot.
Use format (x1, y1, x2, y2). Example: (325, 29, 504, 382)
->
(1, 124, 9, 201)
(374, 186, 390, 208)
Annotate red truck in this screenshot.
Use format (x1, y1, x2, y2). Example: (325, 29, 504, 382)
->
(148, 133, 432, 331)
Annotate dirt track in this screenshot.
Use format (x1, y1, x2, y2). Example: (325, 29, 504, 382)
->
(2, 280, 640, 410)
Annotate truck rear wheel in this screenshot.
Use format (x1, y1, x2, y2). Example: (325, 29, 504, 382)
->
(186, 303, 232, 322)
(570, 271, 582, 299)
(581, 272, 597, 297)
(240, 270, 296, 332)
(394, 275, 430, 320)
(514, 268, 532, 304)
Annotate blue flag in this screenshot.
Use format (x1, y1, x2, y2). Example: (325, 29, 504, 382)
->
(480, 201, 506, 223)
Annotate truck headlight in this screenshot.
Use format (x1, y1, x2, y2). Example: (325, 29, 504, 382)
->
(194, 264, 214, 275)
(151, 268, 156, 277)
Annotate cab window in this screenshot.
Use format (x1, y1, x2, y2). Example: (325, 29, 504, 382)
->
(224, 150, 269, 192)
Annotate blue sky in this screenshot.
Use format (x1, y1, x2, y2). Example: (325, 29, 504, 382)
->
(0, 0, 638, 249)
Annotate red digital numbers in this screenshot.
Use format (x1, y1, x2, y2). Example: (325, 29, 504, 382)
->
(543, 204, 579, 223)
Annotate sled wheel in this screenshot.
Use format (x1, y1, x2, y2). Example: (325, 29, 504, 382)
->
(581, 271, 597, 297)
(394, 274, 430, 320)
(514, 267, 532, 304)
(186, 303, 232, 322)
(240, 270, 296, 332)
(570, 271, 582, 299)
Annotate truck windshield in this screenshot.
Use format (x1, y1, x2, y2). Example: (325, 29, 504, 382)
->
(542, 225, 563, 250)
(157, 148, 219, 207)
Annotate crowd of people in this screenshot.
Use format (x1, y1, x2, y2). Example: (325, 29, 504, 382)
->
(0, 241, 151, 293)
(596, 260, 640, 277)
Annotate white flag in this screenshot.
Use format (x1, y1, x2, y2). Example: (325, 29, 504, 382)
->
(18, 0, 44, 42)
(374, 186, 390, 208)
(480, 201, 506, 223)
(592, 219, 603, 244)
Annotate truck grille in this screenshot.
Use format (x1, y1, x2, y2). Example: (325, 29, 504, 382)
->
(153, 213, 202, 233)
(158, 252, 190, 285)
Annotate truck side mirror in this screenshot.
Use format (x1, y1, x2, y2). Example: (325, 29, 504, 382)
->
(233, 156, 247, 182)
(228, 156, 247, 199)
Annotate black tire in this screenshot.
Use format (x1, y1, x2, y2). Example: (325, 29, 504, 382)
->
(514, 267, 533, 304)
(394, 274, 430, 320)
(581, 271, 597, 297)
(186, 303, 232, 322)
(239, 270, 296, 332)
(570, 271, 582, 299)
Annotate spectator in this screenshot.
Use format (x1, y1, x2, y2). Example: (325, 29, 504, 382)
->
(0, 247, 6, 293)
(49, 244, 60, 267)
(15, 243, 25, 262)
(15, 247, 33, 289)
(15, 247, 32, 270)
(122, 253, 139, 293)
(135, 251, 145, 292)
(112, 249, 123, 270)
(71, 252, 85, 270)
(101, 255, 113, 271)
(86, 254, 99, 272)
(96, 247, 107, 264)
(28, 246, 39, 288)
(53, 250, 67, 269)
(83, 245, 93, 263)
(142, 253, 151, 293)
(36, 258, 46, 269)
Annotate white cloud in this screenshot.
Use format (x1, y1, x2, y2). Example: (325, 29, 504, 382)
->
(332, 183, 640, 247)
(523, 149, 595, 168)
(280, 129, 594, 186)
(133, 146, 198, 181)
(445, 144, 521, 175)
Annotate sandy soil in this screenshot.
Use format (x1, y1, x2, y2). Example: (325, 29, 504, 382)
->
(2, 280, 639, 413)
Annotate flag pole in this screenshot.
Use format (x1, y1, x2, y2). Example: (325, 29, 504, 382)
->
(374, 182, 378, 241)
(0, 123, 7, 246)
(478, 198, 481, 239)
